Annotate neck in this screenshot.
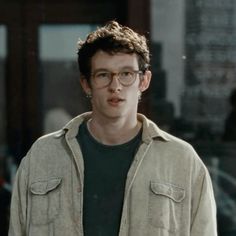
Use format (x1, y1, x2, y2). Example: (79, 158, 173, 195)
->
(87, 116, 141, 145)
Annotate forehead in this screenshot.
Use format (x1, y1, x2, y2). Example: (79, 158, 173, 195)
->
(91, 50, 139, 71)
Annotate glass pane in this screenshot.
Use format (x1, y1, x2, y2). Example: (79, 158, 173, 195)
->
(0, 24, 11, 236)
(151, 0, 236, 235)
(39, 24, 98, 133)
(0, 25, 7, 154)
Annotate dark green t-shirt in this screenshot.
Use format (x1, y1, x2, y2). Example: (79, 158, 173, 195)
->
(77, 121, 142, 236)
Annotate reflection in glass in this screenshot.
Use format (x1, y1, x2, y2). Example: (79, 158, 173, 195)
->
(39, 25, 98, 133)
(183, 0, 236, 141)
(151, 1, 236, 235)
(0, 25, 7, 153)
(150, 0, 185, 132)
(151, 0, 236, 142)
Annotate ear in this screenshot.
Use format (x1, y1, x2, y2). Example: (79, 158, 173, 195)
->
(80, 77, 92, 95)
(139, 70, 152, 92)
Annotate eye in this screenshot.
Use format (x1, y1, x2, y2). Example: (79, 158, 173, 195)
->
(120, 71, 133, 78)
(95, 72, 110, 79)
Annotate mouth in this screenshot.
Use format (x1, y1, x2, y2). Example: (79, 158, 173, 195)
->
(107, 97, 125, 106)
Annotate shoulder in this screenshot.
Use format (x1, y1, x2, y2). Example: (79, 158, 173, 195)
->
(155, 128, 196, 153)
(31, 112, 91, 149)
(141, 115, 206, 171)
(21, 113, 90, 164)
(140, 113, 198, 155)
(29, 130, 66, 155)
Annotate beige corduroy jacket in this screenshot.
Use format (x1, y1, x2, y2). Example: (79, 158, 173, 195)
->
(9, 112, 217, 236)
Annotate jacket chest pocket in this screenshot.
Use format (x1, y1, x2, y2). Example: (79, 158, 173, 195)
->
(30, 178, 62, 225)
(148, 181, 185, 233)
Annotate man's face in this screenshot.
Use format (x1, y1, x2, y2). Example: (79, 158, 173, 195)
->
(81, 50, 151, 121)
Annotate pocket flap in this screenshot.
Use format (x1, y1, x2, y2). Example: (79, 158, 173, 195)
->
(30, 178, 62, 195)
(150, 182, 185, 202)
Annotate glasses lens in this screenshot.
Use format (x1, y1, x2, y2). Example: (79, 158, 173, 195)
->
(119, 71, 136, 85)
(92, 70, 142, 87)
(93, 71, 111, 87)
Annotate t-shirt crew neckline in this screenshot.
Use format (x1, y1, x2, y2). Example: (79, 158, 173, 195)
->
(84, 121, 143, 149)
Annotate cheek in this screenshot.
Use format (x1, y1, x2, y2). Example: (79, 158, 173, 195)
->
(91, 91, 105, 105)
(127, 89, 140, 102)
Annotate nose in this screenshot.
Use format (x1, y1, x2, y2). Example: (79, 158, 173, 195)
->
(108, 75, 122, 93)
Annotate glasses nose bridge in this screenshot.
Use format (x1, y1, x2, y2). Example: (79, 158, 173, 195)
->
(109, 71, 121, 84)
(111, 71, 121, 79)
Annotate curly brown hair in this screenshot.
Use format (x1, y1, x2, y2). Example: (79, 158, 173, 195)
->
(77, 20, 150, 80)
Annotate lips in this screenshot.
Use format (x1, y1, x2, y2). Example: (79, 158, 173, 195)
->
(107, 97, 124, 105)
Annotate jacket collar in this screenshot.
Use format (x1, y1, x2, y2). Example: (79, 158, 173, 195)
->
(137, 113, 170, 143)
(62, 112, 92, 140)
(59, 112, 170, 143)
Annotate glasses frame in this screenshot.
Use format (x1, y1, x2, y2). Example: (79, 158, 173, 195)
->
(90, 69, 144, 88)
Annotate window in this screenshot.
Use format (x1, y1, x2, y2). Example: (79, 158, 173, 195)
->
(39, 24, 98, 133)
(151, 1, 236, 235)
(0, 25, 7, 154)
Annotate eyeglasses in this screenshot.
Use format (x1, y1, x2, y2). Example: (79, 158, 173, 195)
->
(91, 69, 143, 88)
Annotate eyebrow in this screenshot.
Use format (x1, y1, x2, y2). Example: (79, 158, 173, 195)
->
(92, 66, 139, 73)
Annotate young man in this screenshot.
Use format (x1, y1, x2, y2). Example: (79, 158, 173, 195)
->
(9, 21, 217, 236)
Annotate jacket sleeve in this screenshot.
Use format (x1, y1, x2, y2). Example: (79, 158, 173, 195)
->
(8, 155, 29, 236)
(190, 166, 218, 235)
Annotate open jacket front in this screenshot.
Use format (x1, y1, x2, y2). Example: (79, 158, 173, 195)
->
(9, 112, 217, 236)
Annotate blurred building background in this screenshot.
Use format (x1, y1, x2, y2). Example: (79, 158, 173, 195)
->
(0, 0, 236, 235)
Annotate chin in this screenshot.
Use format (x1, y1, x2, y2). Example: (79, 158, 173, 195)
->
(104, 111, 125, 119)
